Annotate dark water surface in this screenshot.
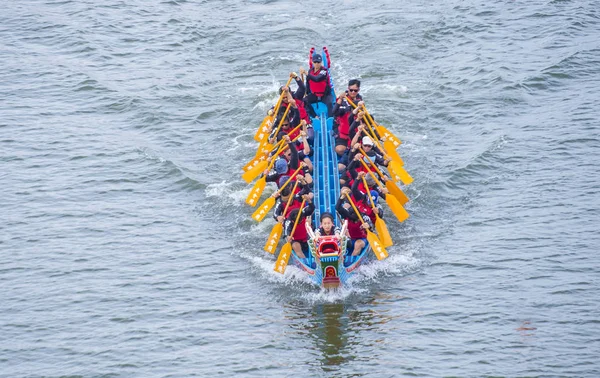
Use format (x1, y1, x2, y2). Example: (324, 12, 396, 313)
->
(2, 0, 599, 377)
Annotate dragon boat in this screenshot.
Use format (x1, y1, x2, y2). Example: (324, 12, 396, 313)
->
(243, 47, 412, 289)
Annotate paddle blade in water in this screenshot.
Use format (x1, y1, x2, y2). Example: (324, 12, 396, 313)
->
(388, 160, 413, 186)
(385, 180, 409, 205)
(383, 141, 404, 166)
(375, 216, 393, 248)
(367, 230, 388, 260)
(252, 197, 276, 222)
(386, 194, 410, 223)
(242, 160, 267, 184)
(245, 177, 266, 207)
(377, 125, 402, 147)
(274, 243, 292, 273)
(264, 223, 283, 253)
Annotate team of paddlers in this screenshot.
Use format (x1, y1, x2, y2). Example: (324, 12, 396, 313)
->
(243, 51, 413, 271)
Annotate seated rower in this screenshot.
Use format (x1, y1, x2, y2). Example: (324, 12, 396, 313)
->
(335, 187, 373, 258)
(351, 171, 387, 224)
(284, 194, 315, 259)
(333, 79, 364, 157)
(272, 175, 313, 223)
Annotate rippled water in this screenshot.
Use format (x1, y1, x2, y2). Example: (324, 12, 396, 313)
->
(2, 0, 600, 377)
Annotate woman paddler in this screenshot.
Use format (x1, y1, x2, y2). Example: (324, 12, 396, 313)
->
(335, 187, 373, 259)
(284, 194, 315, 259)
(304, 53, 333, 118)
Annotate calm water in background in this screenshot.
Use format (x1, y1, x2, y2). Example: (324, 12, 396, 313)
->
(2, 0, 600, 377)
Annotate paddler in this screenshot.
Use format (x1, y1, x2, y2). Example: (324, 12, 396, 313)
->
(335, 187, 373, 259)
(284, 194, 315, 259)
(333, 79, 364, 157)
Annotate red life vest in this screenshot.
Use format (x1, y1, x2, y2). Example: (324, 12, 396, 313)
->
(292, 218, 309, 242)
(308, 68, 329, 97)
(283, 199, 301, 218)
(336, 111, 351, 140)
(295, 99, 310, 123)
(347, 218, 367, 239)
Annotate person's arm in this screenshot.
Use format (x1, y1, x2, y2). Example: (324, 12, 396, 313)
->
(347, 159, 359, 180)
(351, 175, 365, 201)
(302, 198, 315, 217)
(273, 199, 284, 221)
(335, 196, 350, 219)
(294, 76, 306, 99)
(288, 139, 299, 170)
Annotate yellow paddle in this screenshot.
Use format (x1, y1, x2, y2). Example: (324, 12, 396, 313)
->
(364, 109, 402, 147)
(362, 176, 393, 248)
(358, 147, 409, 205)
(357, 159, 410, 222)
(387, 159, 413, 185)
(346, 98, 407, 171)
(346, 97, 402, 147)
(242, 140, 286, 184)
(254, 76, 293, 142)
(264, 180, 300, 253)
(274, 198, 307, 273)
(343, 193, 388, 260)
(251, 165, 304, 222)
(243, 124, 302, 173)
(258, 99, 291, 144)
(362, 116, 405, 166)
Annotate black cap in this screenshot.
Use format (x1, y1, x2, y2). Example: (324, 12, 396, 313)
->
(312, 53, 322, 63)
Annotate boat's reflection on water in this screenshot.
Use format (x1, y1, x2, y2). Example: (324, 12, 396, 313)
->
(284, 293, 397, 372)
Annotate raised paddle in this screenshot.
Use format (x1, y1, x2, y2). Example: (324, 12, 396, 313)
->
(358, 147, 410, 205)
(243, 124, 302, 173)
(254, 76, 294, 142)
(343, 193, 388, 260)
(357, 159, 410, 223)
(251, 165, 303, 222)
(242, 140, 286, 184)
(362, 176, 393, 248)
(245, 144, 286, 206)
(258, 99, 291, 145)
(264, 180, 300, 253)
(274, 198, 307, 274)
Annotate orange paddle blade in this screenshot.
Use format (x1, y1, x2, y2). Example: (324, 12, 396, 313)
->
(245, 177, 266, 207)
(367, 231, 388, 260)
(376, 125, 402, 147)
(388, 160, 413, 185)
(385, 180, 409, 205)
(242, 160, 268, 184)
(383, 140, 404, 166)
(254, 116, 273, 142)
(252, 197, 276, 222)
(264, 223, 283, 254)
(375, 216, 393, 248)
(274, 243, 292, 274)
(386, 194, 410, 223)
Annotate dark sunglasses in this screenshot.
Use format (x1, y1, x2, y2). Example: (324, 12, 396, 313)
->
(348, 88, 359, 93)
(282, 123, 290, 127)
